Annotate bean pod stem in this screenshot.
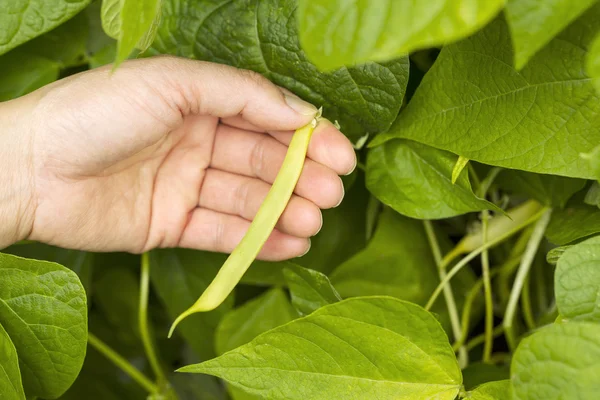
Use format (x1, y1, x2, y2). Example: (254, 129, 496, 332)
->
(168, 114, 321, 338)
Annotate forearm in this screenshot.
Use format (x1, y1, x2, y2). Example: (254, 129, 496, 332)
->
(0, 98, 35, 249)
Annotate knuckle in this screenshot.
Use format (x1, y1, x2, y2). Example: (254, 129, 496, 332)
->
(234, 180, 252, 217)
(238, 69, 269, 88)
(250, 135, 268, 178)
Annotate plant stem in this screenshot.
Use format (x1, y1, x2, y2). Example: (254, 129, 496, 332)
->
(503, 209, 552, 351)
(423, 220, 467, 368)
(478, 211, 494, 362)
(521, 274, 536, 330)
(465, 325, 504, 351)
(426, 207, 549, 311)
(139, 252, 166, 384)
(88, 332, 159, 395)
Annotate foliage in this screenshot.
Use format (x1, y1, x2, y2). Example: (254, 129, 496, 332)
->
(2, 0, 600, 399)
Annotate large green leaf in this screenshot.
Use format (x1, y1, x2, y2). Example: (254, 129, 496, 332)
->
(0, 253, 87, 399)
(150, 0, 409, 140)
(555, 236, 600, 322)
(462, 363, 510, 390)
(0, 12, 90, 101)
(0, 323, 25, 400)
(0, 0, 90, 55)
(149, 249, 233, 360)
(215, 288, 296, 356)
(101, 0, 161, 65)
(468, 380, 510, 400)
(546, 204, 600, 245)
(505, 0, 597, 69)
(372, 8, 600, 178)
(495, 170, 586, 208)
(297, 0, 504, 71)
(511, 322, 600, 400)
(283, 265, 342, 315)
(180, 297, 462, 400)
(330, 208, 479, 333)
(366, 140, 500, 219)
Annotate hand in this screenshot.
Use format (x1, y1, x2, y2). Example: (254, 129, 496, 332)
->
(0, 56, 356, 259)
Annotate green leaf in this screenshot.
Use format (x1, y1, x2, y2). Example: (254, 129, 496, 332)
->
(555, 236, 600, 322)
(468, 380, 510, 400)
(0, 323, 25, 400)
(283, 265, 342, 316)
(511, 322, 600, 400)
(366, 140, 500, 219)
(505, 0, 597, 69)
(149, 249, 233, 360)
(495, 170, 586, 208)
(462, 363, 509, 390)
(179, 297, 462, 400)
(330, 208, 479, 333)
(0, 12, 90, 101)
(452, 156, 470, 185)
(588, 33, 600, 92)
(215, 288, 296, 356)
(0, 253, 87, 399)
(101, 0, 162, 66)
(150, 0, 409, 140)
(584, 182, 600, 207)
(297, 0, 504, 71)
(546, 204, 600, 245)
(582, 144, 600, 180)
(546, 245, 572, 265)
(0, 0, 91, 55)
(372, 8, 600, 178)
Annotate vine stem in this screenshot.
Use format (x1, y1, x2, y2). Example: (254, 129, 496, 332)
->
(426, 207, 550, 311)
(423, 220, 467, 368)
(480, 210, 493, 362)
(88, 332, 159, 395)
(140, 252, 166, 384)
(503, 209, 552, 351)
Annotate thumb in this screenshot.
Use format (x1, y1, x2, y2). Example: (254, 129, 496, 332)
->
(163, 57, 318, 131)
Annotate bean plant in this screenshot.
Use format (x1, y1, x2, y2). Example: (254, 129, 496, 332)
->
(1, 0, 600, 399)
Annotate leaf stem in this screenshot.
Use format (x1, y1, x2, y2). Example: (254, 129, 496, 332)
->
(426, 207, 549, 311)
(521, 274, 536, 331)
(139, 252, 166, 385)
(503, 209, 552, 351)
(88, 332, 159, 395)
(480, 210, 494, 363)
(465, 325, 504, 351)
(423, 220, 467, 368)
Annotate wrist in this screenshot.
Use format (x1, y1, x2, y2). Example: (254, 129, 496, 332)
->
(0, 98, 36, 249)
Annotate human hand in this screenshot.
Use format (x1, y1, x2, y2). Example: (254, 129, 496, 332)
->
(0, 56, 356, 259)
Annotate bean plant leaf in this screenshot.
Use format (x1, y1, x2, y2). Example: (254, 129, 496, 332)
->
(297, 0, 504, 71)
(584, 182, 600, 208)
(546, 245, 572, 265)
(149, 249, 233, 360)
(283, 265, 342, 315)
(180, 297, 462, 400)
(101, 0, 162, 66)
(0, 253, 87, 399)
(0, 323, 26, 400)
(150, 0, 409, 140)
(588, 33, 600, 92)
(546, 204, 600, 245)
(0, 0, 91, 55)
(215, 288, 296, 356)
(372, 8, 600, 178)
(366, 140, 500, 219)
(555, 236, 600, 322)
(505, 0, 597, 69)
(495, 170, 586, 208)
(511, 322, 600, 400)
(462, 363, 509, 390)
(330, 209, 480, 333)
(468, 380, 511, 400)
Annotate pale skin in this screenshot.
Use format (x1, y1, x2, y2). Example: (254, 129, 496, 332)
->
(0, 56, 356, 259)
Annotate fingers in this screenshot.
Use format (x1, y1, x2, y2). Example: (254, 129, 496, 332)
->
(198, 169, 322, 238)
(220, 118, 357, 176)
(178, 208, 311, 261)
(210, 124, 345, 209)
(144, 56, 319, 131)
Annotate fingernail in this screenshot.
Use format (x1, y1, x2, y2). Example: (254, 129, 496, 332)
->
(284, 94, 318, 116)
(334, 177, 345, 208)
(344, 155, 358, 176)
(299, 239, 312, 257)
(315, 211, 324, 236)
